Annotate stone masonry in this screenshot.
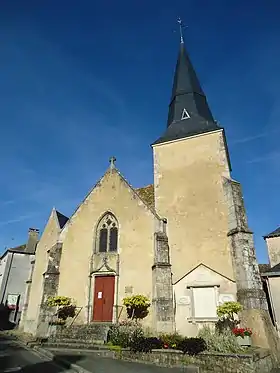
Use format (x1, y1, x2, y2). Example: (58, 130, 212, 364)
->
(224, 178, 267, 309)
(19, 257, 36, 328)
(224, 177, 280, 356)
(36, 242, 63, 338)
(152, 219, 174, 334)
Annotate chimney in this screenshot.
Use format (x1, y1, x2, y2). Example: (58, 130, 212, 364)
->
(25, 228, 39, 254)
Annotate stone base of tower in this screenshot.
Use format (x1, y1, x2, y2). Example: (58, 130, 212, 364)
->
(240, 309, 280, 361)
(152, 223, 175, 335)
(152, 297, 175, 335)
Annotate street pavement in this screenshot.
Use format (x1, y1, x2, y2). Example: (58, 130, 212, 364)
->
(0, 336, 75, 373)
(1, 336, 279, 373)
(48, 350, 198, 373)
(0, 335, 198, 373)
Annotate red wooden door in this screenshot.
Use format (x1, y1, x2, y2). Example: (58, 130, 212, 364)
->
(93, 276, 115, 322)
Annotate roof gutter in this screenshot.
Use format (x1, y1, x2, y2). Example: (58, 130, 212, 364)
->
(261, 272, 280, 277)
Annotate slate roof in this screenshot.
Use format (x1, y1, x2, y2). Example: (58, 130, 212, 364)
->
(1, 244, 30, 259)
(153, 42, 220, 145)
(261, 262, 280, 276)
(258, 264, 271, 274)
(263, 227, 280, 239)
(135, 184, 155, 210)
(56, 211, 69, 229)
(269, 263, 280, 273)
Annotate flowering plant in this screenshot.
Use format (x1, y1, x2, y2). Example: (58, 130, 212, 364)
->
(232, 327, 252, 337)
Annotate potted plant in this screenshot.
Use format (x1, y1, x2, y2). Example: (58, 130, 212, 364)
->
(232, 327, 252, 346)
(216, 301, 242, 332)
(123, 294, 150, 321)
(46, 296, 76, 334)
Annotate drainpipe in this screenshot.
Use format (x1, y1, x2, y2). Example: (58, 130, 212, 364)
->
(87, 255, 94, 324)
(1, 253, 14, 304)
(115, 254, 120, 324)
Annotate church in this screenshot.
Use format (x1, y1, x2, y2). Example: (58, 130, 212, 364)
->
(20, 35, 271, 344)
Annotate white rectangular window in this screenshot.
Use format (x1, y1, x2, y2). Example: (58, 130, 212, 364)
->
(192, 287, 217, 319)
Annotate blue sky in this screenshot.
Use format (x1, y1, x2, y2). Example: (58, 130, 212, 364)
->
(0, 0, 279, 263)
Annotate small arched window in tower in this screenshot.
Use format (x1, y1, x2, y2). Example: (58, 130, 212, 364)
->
(97, 213, 118, 253)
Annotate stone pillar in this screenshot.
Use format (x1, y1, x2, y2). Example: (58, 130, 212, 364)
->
(224, 177, 280, 357)
(36, 242, 62, 338)
(152, 219, 174, 334)
(19, 256, 35, 329)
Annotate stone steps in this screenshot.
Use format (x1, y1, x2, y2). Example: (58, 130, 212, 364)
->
(54, 322, 112, 344)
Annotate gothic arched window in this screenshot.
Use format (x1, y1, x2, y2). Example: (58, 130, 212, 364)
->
(97, 213, 118, 253)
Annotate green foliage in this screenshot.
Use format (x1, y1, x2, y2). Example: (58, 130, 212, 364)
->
(107, 320, 144, 348)
(217, 301, 242, 320)
(47, 296, 76, 324)
(159, 333, 184, 350)
(178, 337, 207, 356)
(216, 301, 242, 333)
(109, 324, 206, 356)
(129, 336, 163, 353)
(198, 326, 244, 353)
(46, 296, 72, 307)
(123, 294, 150, 320)
(57, 305, 76, 320)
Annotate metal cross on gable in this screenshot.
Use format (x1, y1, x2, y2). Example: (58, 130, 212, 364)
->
(177, 17, 187, 44)
(109, 156, 116, 169)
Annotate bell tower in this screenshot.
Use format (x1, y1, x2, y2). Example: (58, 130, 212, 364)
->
(152, 25, 232, 283)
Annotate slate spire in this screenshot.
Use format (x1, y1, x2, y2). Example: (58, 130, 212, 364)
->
(153, 34, 221, 145)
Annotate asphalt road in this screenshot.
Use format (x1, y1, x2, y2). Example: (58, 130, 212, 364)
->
(0, 337, 75, 373)
(0, 335, 198, 373)
(2, 337, 279, 373)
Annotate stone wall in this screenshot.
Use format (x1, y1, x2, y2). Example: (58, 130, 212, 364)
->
(36, 243, 63, 338)
(223, 177, 280, 353)
(53, 323, 111, 343)
(116, 348, 275, 373)
(152, 219, 174, 334)
(223, 177, 265, 308)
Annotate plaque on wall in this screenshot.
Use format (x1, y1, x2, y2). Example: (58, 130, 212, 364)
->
(219, 294, 235, 304)
(125, 286, 133, 294)
(177, 296, 190, 305)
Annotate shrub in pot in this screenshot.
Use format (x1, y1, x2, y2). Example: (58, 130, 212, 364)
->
(123, 294, 151, 321)
(216, 301, 242, 333)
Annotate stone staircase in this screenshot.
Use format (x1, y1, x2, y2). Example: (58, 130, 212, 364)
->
(43, 322, 112, 352)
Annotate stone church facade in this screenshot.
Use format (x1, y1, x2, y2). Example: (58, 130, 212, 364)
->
(20, 39, 274, 347)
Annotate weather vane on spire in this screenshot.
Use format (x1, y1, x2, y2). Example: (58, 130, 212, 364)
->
(177, 18, 187, 44)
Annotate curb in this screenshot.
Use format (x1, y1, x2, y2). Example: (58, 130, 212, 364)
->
(33, 346, 91, 373)
(14, 339, 91, 373)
